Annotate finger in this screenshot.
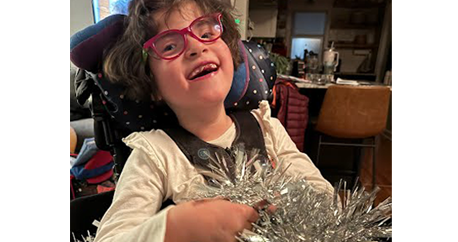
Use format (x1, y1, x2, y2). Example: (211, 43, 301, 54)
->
(213, 196, 230, 201)
(252, 199, 269, 211)
(203, 196, 229, 202)
(193, 196, 229, 206)
(267, 204, 277, 214)
(240, 205, 259, 223)
(243, 221, 253, 231)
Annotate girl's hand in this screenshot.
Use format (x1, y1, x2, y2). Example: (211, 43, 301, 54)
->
(165, 198, 259, 242)
(253, 199, 278, 214)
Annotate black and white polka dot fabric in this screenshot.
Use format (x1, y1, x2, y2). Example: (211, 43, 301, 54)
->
(89, 71, 176, 136)
(224, 41, 276, 111)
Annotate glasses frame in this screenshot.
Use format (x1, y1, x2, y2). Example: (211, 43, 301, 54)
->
(143, 13, 223, 61)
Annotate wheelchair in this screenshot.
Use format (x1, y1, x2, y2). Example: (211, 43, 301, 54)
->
(70, 14, 277, 241)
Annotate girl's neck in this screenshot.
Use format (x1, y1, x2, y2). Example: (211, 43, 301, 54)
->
(172, 104, 233, 142)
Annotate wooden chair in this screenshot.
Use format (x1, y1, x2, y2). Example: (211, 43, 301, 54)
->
(315, 85, 391, 189)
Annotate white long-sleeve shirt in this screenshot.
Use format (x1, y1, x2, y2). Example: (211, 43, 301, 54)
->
(94, 101, 334, 242)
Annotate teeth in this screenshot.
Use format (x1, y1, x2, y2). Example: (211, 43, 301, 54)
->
(190, 63, 218, 79)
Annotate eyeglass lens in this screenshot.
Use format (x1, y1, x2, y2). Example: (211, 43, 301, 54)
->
(154, 15, 222, 58)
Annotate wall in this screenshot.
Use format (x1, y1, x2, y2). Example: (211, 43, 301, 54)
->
(288, 0, 334, 11)
(232, 0, 250, 40)
(375, 0, 391, 82)
(70, 0, 94, 36)
(249, 8, 278, 38)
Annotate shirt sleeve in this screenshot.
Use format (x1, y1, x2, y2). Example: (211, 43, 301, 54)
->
(94, 133, 174, 242)
(251, 101, 334, 196)
(269, 117, 335, 196)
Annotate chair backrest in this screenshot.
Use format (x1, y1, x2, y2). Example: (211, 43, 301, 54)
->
(315, 85, 391, 139)
(70, 14, 276, 174)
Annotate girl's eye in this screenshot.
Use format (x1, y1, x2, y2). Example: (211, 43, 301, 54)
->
(163, 44, 176, 52)
(201, 32, 213, 39)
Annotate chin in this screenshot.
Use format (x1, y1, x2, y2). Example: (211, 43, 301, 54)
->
(197, 76, 232, 103)
(198, 91, 228, 106)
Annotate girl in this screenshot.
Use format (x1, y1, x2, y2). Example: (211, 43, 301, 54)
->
(94, 0, 334, 241)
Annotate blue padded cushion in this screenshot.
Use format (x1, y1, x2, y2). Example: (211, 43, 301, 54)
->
(70, 14, 125, 73)
(224, 41, 249, 108)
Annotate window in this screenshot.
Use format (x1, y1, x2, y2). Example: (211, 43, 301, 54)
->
(290, 12, 327, 60)
(291, 38, 322, 59)
(92, 0, 130, 23)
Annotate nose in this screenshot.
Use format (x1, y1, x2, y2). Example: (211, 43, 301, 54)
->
(183, 35, 208, 59)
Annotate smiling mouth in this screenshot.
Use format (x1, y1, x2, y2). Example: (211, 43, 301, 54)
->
(188, 63, 219, 81)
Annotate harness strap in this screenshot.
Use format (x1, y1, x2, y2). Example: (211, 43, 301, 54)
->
(163, 111, 268, 182)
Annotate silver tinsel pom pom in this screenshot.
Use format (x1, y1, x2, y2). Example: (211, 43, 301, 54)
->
(187, 146, 392, 242)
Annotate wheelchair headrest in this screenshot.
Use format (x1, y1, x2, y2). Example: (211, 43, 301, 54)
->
(71, 15, 276, 134)
(70, 14, 125, 73)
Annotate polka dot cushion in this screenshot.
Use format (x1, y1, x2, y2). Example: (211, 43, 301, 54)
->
(224, 41, 276, 111)
(81, 71, 175, 137)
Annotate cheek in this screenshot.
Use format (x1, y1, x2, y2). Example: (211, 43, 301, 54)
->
(218, 43, 235, 80)
(148, 60, 175, 97)
(150, 59, 180, 77)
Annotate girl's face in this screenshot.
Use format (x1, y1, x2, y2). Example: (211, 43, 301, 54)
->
(148, 2, 234, 111)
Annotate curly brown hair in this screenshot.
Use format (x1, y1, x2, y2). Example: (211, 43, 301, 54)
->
(103, 0, 242, 101)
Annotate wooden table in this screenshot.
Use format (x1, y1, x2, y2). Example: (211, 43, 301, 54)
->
(277, 74, 392, 90)
(294, 80, 392, 90)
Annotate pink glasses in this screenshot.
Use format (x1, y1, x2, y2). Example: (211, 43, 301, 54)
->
(143, 13, 223, 60)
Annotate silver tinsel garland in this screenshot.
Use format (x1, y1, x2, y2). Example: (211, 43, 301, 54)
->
(72, 231, 96, 242)
(73, 147, 392, 242)
(188, 146, 392, 242)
